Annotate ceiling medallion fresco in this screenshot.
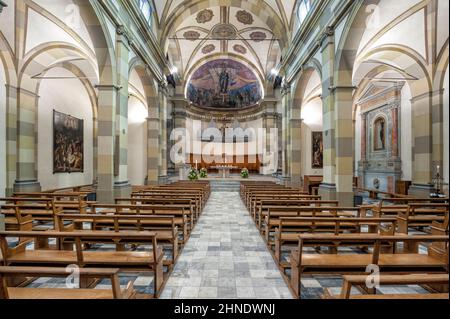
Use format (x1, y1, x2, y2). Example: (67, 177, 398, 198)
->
(183, 31, 201, 41)
(202, 44, 216, 54)
(250, 31, 267, 42)
(236, 10, 254, 25)
(196, 9, 214, 23)
(187, 59, 262, 109)
(211, 23, 237, 40)
(233, 44, 247, 54)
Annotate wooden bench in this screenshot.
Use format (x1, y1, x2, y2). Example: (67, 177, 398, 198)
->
(55, 213, 179, 265)
(0, 230, 165, 298)
(323, 274, 449, 299)
(0, 266, 136, 299)
(289, 234, 449, 298)
(90, 204, 191, 243)
(248, 194, 319, 217)
(13, 192, 90, 214)
(274, 217, 397, 266)
(260, 202, 343, 236)
(120, 197, 199, 222)
(255, 199, 336, 227)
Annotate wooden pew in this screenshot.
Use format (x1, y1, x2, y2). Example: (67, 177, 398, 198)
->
(0, 230, 165, 298)
(0, 266, 136, 299)
(56, 213, 179, 265)
(122, 196, 200, 221)
(13, 192, 90, 214)
(134, 189, 205, 211)
(90, 204, 191, 243)
(289, 234, 449, 298)
(323, 274, 449, 299)
(247, 193, 316, 215)
(258, 200, 341, 231)
(254, 198, 331, 226)
(274, 217, 397, 266)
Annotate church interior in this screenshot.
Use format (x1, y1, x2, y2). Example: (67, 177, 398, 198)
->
(0, 0, 449, 301)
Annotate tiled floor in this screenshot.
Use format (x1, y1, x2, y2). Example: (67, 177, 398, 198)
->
(160, 192, 293, 299)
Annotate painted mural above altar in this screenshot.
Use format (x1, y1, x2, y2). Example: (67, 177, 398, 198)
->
(187, 59, 262, 109)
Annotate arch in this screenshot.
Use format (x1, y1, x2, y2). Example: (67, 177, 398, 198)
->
(434, 40, 449, 92)
(129, 57, 159, 118)
(334, 0, 381, 86)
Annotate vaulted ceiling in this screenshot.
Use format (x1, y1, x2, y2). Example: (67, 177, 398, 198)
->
(154, 0, 298, 82)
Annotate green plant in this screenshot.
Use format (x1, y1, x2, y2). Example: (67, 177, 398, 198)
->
(188, 168, 199, 181)
(199, 168, 208, 178)
(240, 168, 249, 179)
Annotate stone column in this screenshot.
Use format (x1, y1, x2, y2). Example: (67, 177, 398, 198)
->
(261, 103, 279, 175)
(290, 116, 303, 187)
(113, 26, 131, 197)
(409, 92, 434, 196)
(281, 85, 292, 186)
(431, 89, 444, 189)
(333, 86, 355, 206)
(158, 83, 169, 184)
(172, 102, 188, 174)
(14, 87, 41, 192)
(318, 27, 337, 200)
(146, 95, 160, 185)
(96, 85, 118, 203)
(5, 85, 17, 196)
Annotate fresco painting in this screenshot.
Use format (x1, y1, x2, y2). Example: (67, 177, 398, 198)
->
(187, 59, 262, 109)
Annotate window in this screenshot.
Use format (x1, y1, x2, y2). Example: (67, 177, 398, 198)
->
(298, 0, 312, 25)
(139, 0, 153, 26)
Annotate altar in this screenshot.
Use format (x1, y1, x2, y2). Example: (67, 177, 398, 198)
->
(211, 165, 238, 179)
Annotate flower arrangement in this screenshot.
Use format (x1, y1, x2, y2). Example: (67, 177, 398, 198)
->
(188, 168, 199, 181)
(199, 168, 208, 178)
(240, 168, 249, 179)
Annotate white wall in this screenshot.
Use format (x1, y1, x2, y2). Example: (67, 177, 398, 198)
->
(301, 98, 323, 177)
(37, 67, 93, 190)
(127, 96, 147, 186)
(400, 83, 413, 181)
(443, 66, 449, 187)
(0, 63, 6, 197)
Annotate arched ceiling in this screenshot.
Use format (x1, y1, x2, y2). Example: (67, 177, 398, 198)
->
(154, 0, 298, 81)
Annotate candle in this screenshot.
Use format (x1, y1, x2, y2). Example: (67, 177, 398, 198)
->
(195, 160, 198, 170)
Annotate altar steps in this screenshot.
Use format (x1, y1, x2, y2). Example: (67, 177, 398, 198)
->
(209, 180, 241, 192)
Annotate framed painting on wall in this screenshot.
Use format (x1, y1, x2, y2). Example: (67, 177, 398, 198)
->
(312, 131, 323, 169)
(53, 110, 84, 173)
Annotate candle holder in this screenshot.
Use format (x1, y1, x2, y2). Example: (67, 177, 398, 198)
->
(430, 167, 445, 198)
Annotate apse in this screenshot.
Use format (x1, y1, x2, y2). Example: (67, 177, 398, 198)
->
(186, 58, 263, 109)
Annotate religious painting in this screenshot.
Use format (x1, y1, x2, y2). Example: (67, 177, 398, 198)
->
(373, 117, 386, 151)
(53, 110, 84, 173)
(187, 59, 262, 109)
(312, 132, 323, 169)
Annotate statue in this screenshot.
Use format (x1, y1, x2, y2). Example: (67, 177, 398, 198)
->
(218, 69, 230, 94)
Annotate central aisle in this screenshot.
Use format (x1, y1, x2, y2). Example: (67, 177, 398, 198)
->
(160, 192, 293, 299)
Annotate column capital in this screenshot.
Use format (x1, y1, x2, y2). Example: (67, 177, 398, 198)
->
(281, 83, 291, 96)
(116, 25, 133, 46)
(318, 26, 335, 49)
(0, 0, 7, 13)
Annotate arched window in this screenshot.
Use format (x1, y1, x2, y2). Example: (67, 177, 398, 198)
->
(139, 0, 153, 26)
(298, 0, 312, 25)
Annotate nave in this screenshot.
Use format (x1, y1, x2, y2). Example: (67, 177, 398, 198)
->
(161, 191, 292, 299)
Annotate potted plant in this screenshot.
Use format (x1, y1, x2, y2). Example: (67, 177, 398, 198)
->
(241, 168, 249, 179)
(199, 168, 208, 178)
(188, 168, 199, 181)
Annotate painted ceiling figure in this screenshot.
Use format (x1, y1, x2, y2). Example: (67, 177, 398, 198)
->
(218, 68, 230, 94)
